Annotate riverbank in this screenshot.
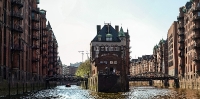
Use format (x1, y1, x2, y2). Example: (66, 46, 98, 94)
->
(0, 80, 57, 98)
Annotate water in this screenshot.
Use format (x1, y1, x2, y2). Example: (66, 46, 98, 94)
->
(11, 85, 200, 99)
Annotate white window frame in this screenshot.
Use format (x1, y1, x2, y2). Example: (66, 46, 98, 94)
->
(110, 61, 113, 64)
(114, 61, 117, 64)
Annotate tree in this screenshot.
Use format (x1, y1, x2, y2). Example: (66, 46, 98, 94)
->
(75, 59, 90, 77)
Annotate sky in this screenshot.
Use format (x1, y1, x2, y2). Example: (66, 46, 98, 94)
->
(38, 0, 189, 65)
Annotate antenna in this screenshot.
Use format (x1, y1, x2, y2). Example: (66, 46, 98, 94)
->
(85, 51, 89, 60)
(78, 51, 84, 62)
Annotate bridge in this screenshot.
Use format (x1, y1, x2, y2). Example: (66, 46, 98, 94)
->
(128, 72, 179, 88)
(128, 72, 178, 81)
(45, 76, 88, 82)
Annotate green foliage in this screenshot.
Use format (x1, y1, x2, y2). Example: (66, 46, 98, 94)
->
(75, 59, 91, 77)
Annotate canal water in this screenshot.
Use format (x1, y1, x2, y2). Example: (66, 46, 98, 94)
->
(6, 85, 200, 99)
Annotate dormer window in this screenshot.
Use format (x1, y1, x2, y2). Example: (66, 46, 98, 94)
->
(97, 34, 102, 41)
(106, 33, 112, 41)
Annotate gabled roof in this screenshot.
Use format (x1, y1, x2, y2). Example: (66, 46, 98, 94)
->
(47, 21, 52, 30)
(91, 24, 121, 42)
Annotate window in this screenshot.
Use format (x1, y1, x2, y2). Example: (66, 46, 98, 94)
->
(198, 12, 200, 16)
(101, 47, 104, 51)
(109, 47, 113, 51)
(98, 37, 101, 41)
(110, 61, 113, 64)
(105, 47, 108, 51)
(104, 61, 107, 64)
(114, 61, 117, 64)
(100, 61, 103, 63)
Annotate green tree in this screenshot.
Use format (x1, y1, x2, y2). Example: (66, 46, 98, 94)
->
(75, 59, 90, 77)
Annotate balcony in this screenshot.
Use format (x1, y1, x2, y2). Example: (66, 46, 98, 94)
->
(12, 25, 23, 33)
(32, 35, 39, 40)
(192, 34, 200, 40)
(179, 64, 185, 68)
(32, 45, 40, 49)
(193, 43, 200, 49)
(178, 46, 184, 50)
(42, 64, 47, 68)
(31, 16, 39, 22)
(11, 0, 23, 8)
(42, 27, 48, 30)
(11, 44, 23, 51)
(179, 52, 184, 57)
(42, 55, 48, 58)
(32, 58, 39, 62)
(11, 12, 23, 20)
(193, 15, 200, 21)
(178, 38, 184, 43)
(32, 8, 40, 14)
(43, 41, 47, 44)
(43, 34, 48, 37)
(192, 26, 200, 31)
(177, 15, 183, 21)
(193, 56, 200, 62)
(192, 7, 200, 13)
(32, 25, 39, 31)
(178, 24, 184, 30)
(178, 32, 184, 36)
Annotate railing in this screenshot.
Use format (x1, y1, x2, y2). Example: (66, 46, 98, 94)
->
(12, 25, 23, 33)
(31, 16, 39, 22)
(32, 25, 39, 31)
(32, 45, 40, 49)
(32, 35, 39, 40)
(32, 58, 39, 62)
(32, 8, 40, 13)
(178, 32, 184, 36)
(11, 0, 23, 8)
(192, 26, 200, 31)
(192, 34, 200, 39)
(11, 44, 23, 51)
(11, 12, 23, 19)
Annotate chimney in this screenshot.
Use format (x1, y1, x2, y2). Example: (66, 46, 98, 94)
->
(115, 25, 119, 32)
(97, 25, 101, 34)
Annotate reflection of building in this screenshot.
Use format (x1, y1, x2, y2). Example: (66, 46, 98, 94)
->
(89, 23, 130, 92)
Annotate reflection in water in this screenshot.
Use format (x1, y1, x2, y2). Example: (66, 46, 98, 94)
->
(19, 85, 200, 99)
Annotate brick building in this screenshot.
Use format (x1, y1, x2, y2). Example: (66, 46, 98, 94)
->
(130, 39, 168, 76)
(177, 0, 200, 89)
(89, 23, 130, 92)
(0, 0, 61, 95)
(167, 21, 178, 77)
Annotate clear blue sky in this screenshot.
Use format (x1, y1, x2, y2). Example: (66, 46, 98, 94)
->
(38, 0, 189, 65)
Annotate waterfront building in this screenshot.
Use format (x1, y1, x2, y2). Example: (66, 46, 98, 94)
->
(167, 21, 178, 77)
(65, 66, 78, 76)
(129, 55, 154, 75)
(177, 0, 200, 79)
(0, 0, 61, 95)
(89, 23, 130, 92)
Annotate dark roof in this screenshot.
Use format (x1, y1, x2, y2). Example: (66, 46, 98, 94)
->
(131, 59, 138, 62)
(91, 24, 121, 42)
(185, 1, 192, 10)
(47, 21, 52, 30)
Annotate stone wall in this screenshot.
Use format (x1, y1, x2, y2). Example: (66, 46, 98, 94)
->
(0, 80, 56, 97)
(179, 78, 200, 89)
